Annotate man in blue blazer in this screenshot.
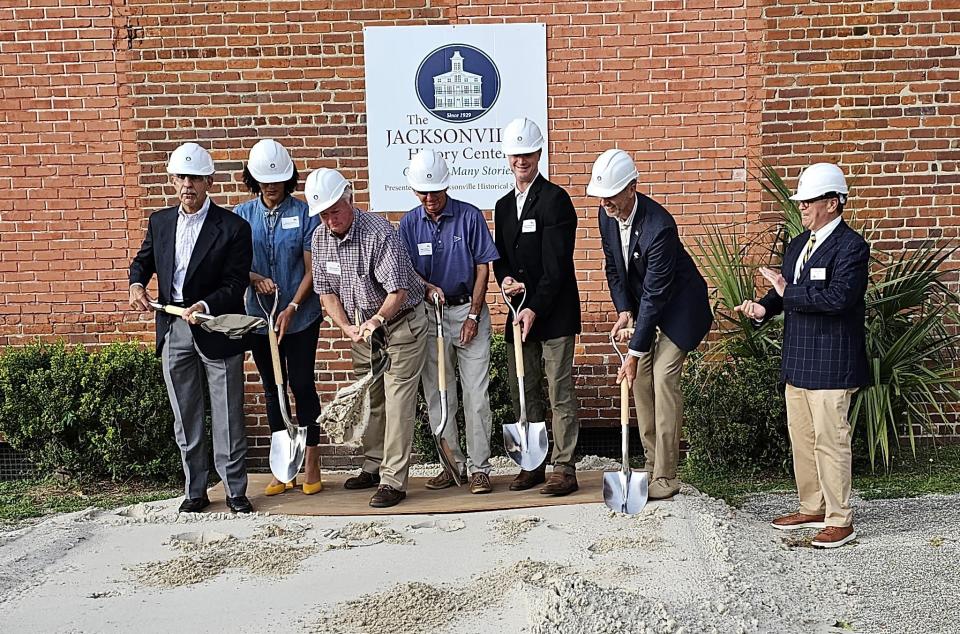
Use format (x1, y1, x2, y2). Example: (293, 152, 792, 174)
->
(592, 149, 712, 500)
(737, 162, 869, 549)
(128, 143, 254, 515)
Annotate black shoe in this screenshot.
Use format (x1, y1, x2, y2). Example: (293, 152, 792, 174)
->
(226, 495, 254, 514)
(369, 485, 406, 508)
(178, 496, 210, 513)
(345, 470, 381, 490)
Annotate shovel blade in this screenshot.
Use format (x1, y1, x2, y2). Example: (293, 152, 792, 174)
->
(269, 427, 307, 484)
(602, 470, 649, 515)
(435, 436, 463, 486)
(502, 421, 549, 471)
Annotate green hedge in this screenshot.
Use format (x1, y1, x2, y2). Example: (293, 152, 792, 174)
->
(681, 351, 791, 476)
(0, 340, 181, 482)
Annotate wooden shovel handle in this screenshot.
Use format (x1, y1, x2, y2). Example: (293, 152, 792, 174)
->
(512, 322, 525, 379)
(437, 334, 446, 385)
(620, 379, 630, 429)
(267, 322, 283, 389)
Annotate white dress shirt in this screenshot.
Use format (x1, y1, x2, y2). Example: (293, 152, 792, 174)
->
(793, 215, 841, 284)
(514, 172, 539, 219)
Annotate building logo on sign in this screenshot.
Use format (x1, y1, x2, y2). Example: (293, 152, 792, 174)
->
(415, 44, 500, 123)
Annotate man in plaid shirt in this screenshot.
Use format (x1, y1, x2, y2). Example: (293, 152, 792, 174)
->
(307, 168, 427, 509)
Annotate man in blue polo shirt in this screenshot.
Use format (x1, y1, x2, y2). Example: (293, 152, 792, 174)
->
(399, 150, 500, 494)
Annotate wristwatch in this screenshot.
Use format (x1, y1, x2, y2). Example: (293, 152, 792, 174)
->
(373, 313, 387, 326)
(288, 301, 299, 312)
(467, 313, 479, 323)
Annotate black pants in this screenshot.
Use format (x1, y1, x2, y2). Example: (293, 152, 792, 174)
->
(250, 318, 321, 447)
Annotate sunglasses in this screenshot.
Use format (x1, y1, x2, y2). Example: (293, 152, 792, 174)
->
(797, 193, 839, 208)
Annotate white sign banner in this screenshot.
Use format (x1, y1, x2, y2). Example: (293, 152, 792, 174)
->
(363, 24, 548, 211)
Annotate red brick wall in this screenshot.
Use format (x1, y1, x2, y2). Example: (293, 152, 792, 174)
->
(2, 0, 956, 466)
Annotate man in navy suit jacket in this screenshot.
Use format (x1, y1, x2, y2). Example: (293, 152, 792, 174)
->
(129, 143, 254, 515)
(737, 162, 869, 549)
(591, 150, 712, 500)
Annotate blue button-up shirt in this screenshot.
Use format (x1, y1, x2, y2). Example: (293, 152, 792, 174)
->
(234, 195, 322, 334)
(398, 197, 499, 298)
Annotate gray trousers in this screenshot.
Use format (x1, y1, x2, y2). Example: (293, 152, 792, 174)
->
(421, 303, 493, 475)
(161, 319, 248, 499)
(506, 335, 579, 473)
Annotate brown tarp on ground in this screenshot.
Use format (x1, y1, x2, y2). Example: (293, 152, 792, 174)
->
(208, 472, 605, 516)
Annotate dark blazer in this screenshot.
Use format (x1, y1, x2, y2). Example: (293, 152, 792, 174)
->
(758, 219, 870, 390)
(493, 174, 581, 343)
(129, 202, 253, 359)
(599, 193, 712, 353)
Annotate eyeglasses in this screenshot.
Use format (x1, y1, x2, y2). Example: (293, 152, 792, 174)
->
(414, 190, 445, 198)
(797, 193, 838, 209)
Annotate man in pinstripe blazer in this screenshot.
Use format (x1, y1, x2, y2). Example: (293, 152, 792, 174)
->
(736, 163, 869, 549)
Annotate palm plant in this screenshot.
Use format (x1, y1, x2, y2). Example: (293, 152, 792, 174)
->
(692, 161, 960, 470)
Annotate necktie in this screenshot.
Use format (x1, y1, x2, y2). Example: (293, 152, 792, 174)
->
(801, 233, 817, 268)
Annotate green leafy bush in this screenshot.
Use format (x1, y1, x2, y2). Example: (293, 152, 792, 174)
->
(413, 333, 511, 461)
(682, 350, 791, 476)
(0, 340, 181, 482)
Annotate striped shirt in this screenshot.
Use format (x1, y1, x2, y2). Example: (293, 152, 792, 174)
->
(311, 208, 424, 322)
(172, 196, 211, 302)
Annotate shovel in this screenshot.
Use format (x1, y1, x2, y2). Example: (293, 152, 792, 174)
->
(500, 287, 549, 471)
(149, 302, 266, 338)
(603, 333, 649, 514)
(315, 313, 391, 446)
(257, 290, 307, 484)
(431, 294, 464, 486)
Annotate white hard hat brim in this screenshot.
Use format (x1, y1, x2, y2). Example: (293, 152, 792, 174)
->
(407, 180, 449, 192)
(167, 165, 214, 176)
(248, 163, 294, 184)
(307, 180, 349, 216)
(502, 143, 543, 155)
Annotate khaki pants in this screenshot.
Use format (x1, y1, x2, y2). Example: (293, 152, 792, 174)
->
(350, 309, 428, 491)
(422, 303, 494, 475)
(506, 335, 579, 473)
(785, 383, 857, 527)
(631, 331, 687, 481)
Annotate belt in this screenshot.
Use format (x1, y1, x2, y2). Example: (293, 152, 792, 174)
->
(445, 294, 472, 306)
(386, 307, 414, 326)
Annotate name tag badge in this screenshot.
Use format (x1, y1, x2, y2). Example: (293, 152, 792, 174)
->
(325, 261, 341, 276)
(522, 219, 537, 233)
(280, 216, 300, 230)
(810, 267, 827, 281)
(417, 242, 433, 256)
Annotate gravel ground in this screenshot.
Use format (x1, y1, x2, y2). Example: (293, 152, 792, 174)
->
(738, 492, 960, 634)
(1, 474, 957, 633)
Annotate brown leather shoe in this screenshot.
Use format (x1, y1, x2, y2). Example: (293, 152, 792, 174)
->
(509, 465, 546, 491)
(344, 470, 380, 490)
(369, 485, 406, 508)
(648, 477, 681, 500)
(812, 525, 857, 549)
(469, 472, 493, 494)
(771, 512, 827, 531)
(539, 471, 578, 496)
(424, 468, 463, 490)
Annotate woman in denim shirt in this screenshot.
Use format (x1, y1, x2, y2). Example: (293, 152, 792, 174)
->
(234, 139, 324, 496)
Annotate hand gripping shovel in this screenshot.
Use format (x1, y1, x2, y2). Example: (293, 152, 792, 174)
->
(501, 287, 549, 470)
(149, 302, 266, 338)
(603, 334, 649, 514)
(257, 290, 307, 484)
(431, 294, 463, 486)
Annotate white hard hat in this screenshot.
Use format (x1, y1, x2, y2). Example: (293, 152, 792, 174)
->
(790, 163, 849, 202)
(587, 149, 639, 198)
(407, 150, 450, 192)
(305, 168, 350, 216)
(501, 118, 545, 155)
(247, 139, 294, 183)
(166, 142, 215, 176)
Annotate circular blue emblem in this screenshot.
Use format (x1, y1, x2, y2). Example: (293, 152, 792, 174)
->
(415, 44, 500, 124)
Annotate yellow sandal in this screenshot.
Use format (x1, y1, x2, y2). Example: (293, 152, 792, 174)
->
(264, 478, 296, 496)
